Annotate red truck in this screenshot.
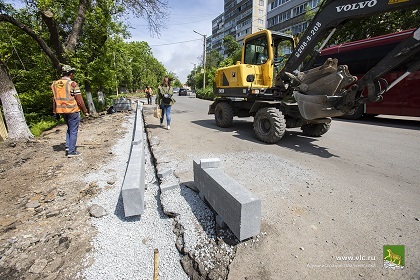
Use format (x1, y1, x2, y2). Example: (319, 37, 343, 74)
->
(314, 29, 420, 119)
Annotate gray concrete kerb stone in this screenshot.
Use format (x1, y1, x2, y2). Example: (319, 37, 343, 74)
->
(193, 158, 261, 241)
(157, 168, 172, 179)
(200, 158, 220, 169)
(160, 182, 179, 193)
(121, 102, 146, 217)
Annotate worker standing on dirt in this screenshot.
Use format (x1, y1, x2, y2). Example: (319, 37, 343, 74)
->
(155, 76, 175, 130)
(51, 64, 89, 158)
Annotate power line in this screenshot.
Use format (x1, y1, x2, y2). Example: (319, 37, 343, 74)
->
(149, 38, 202, 47)
(132, 17, 215, 28)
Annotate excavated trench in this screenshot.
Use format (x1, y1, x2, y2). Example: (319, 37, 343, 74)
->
(143, 114, 239, 280)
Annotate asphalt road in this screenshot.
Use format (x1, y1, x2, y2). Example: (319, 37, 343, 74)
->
(143, 95, 420, 280)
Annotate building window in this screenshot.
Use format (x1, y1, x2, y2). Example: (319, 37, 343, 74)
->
(280, 10, 291, 22)
(259, 0, 264, 6)
(258, 19, 264, 25)
(292, 3, 307, 17)
(259, 9, 264, 15)
(309, 0, 320, 9)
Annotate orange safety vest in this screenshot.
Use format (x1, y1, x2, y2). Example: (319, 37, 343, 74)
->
(51, 78, 80, 114)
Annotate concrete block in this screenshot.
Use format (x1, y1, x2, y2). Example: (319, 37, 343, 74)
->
(200, 158, 221, 169)
(113, 98, 132, 111)
(198, 191, 205, 202)
(121, 104, 145, 217)
(157, 168, 172, 179)
(216, 215, 227, 229)
(122, 144, 145, 217)
(160, 182, 179, 192)
(193, 159, 261, 241)
(132, 105, 143, 145)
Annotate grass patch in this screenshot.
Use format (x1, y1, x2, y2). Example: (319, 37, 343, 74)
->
(30, 118, 60, 137)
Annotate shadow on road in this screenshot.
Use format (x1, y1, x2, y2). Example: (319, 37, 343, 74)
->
(191, 119, 338, 158)
(334, 116, 420, 131)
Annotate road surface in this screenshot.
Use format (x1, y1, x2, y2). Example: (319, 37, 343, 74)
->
(143, 95, 420, 279)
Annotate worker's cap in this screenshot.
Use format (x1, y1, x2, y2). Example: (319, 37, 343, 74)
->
(61, 64, 76, 73)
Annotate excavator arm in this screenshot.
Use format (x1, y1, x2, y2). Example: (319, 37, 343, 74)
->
(275, 0, 420, 120)
(279, 0, 420, 79)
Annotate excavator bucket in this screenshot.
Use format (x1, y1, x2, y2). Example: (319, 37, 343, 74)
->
(294, 92, 345, 120)
(292, 58, 357, 120)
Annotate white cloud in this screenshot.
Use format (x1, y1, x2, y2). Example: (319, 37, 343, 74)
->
(126, 0, 223, 83)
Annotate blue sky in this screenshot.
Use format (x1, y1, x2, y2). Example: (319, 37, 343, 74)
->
(126, 0, 224, 83)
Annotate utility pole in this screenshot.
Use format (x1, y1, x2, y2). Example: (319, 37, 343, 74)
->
(114, 51, 119, 97)
(193, 30, 206, 90)
(190, 62, 196, 91)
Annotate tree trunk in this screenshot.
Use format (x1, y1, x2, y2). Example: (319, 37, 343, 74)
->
(0, 62, 34, 141)
(85, 91, 97, 116)
(97, 91, 105, 106)
(84, 80, 97, 115)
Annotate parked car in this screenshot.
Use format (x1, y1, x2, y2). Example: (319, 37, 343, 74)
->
(173, 87, 180, 94)
(179, 88, 188, 96)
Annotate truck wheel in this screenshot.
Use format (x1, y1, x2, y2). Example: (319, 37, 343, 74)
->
(253, 107, 286, 144)
(301, 123, 331, 137)
(215, 102, 234, 128)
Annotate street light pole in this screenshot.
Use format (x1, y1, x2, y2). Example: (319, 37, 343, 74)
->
(190, 62, 196, 91)
(193, 30, 206, 90)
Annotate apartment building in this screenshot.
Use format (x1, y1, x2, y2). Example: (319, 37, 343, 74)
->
(267, 0, 320, 35)
(210, 0, 267, 56)
(210, 0, 320, 56)
(224, 0, 267, 43)
(211, 13, 225, 54)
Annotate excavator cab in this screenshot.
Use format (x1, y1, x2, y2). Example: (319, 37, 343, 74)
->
(272, 34, 294, 84)
(241, 30, 295, 88)
(213, 30, 294, 97)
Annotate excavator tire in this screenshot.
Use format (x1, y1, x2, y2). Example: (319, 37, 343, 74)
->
(253, 107, 286, 144)
(301, 123, 331, 137)
(215, 102, 234, 128)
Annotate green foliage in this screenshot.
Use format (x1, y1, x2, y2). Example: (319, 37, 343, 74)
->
(206, 50, 223, 69)
(29, 117, 60, 137)
(223, 35, 240, 56)
(0, 0, 171, 137)
(219, 57, 235, 68)
(223, 35, 241, 64)
(195, 86, 214, 101)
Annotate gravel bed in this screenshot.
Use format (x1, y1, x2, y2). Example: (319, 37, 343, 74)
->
(81, 113, 188, 280)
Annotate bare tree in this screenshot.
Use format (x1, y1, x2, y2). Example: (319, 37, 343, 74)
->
(119, 0, 169, 36)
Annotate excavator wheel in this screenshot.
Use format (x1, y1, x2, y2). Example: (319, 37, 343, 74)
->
(301, 123, 331, 137)
(215, 102, 234, 128)
(253, 107, 286, 144)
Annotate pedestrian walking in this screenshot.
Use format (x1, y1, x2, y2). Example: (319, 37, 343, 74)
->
(155, 76, 175, 130)
(145, 86, 153, 105)
(51, 64, 89, 157)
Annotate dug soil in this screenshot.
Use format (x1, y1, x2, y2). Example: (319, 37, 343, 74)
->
(0, 112, 131, 279)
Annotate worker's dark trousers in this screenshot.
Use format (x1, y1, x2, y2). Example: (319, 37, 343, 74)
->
(63, 112, 81, 154)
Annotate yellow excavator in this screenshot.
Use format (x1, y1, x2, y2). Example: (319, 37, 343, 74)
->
(209, 0, 420, 143)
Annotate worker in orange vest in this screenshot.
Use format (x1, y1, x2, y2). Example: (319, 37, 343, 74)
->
(51, 64, 89, 157)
